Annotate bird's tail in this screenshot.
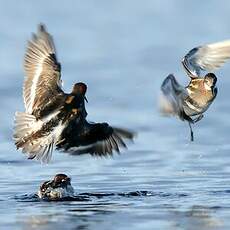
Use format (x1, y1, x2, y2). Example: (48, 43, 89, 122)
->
(13, 112, 54, 163)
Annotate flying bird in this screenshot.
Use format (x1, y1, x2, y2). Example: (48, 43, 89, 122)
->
(160, 40, 230, 141)
(14, 24, 134, 163)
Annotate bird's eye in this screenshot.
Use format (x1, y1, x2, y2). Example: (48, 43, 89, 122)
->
(204, 79, 210, 85)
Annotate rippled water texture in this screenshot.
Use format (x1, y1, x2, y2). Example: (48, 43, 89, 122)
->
(1, 1, 230, 229)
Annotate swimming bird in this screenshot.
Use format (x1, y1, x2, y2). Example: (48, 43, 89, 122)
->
(14, 24, 134, 163)
(160, 40, 230, 141)
(38, 174, 74, 200)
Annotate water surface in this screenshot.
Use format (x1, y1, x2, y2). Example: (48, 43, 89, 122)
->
(1, 1, 230, 229)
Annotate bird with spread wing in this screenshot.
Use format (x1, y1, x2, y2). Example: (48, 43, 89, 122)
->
(13, 24, 134, 163)
(160, 40, 230, 141)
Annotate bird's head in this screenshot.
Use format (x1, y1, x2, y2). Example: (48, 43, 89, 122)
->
(204, 73, 217, 91)
(52, 174, 72, 188)
(72, 82, 88, 102)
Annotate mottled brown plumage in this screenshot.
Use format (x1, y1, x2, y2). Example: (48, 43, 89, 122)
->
(160, 40, 230, 141)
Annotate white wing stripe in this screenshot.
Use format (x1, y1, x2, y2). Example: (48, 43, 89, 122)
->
(26, 60, 44, 114)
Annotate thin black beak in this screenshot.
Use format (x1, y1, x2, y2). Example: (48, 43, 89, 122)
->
(63, 177, 71, 186)
(84, 96, 88, 103)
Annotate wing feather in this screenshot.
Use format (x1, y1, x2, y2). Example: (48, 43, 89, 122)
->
(56, 120, 134, 157)
(160, 74, 188, 119)
(182, 40, 230, 78)
(23, 24, 63, 114)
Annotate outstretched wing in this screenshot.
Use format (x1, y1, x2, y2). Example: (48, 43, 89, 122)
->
(24, 24, 64, 114)
(159, 74, 188, 120)
(56, 119, 134, 157)
(182, 40, 230, 78)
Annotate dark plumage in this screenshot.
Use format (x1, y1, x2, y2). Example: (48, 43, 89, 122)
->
(13, 24, 134, 163)
(57, 119, 134, 157)
(38, 174, 74, 200)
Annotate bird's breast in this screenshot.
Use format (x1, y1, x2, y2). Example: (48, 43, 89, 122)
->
(183, 90, 215, 116)
(65, 95, 75, 104)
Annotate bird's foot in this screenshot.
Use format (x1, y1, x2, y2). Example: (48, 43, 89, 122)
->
(193, 114, 204, 123)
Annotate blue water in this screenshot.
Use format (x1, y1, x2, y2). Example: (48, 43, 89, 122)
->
(1, 0, 230, 229)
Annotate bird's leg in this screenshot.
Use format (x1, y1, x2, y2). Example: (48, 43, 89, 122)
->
(193, 114, 204, 123)
(188, 122, 194, 142)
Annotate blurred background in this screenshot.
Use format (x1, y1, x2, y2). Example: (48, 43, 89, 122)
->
(1, 0, 230, 229)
